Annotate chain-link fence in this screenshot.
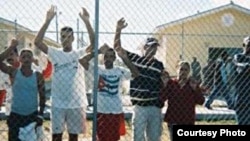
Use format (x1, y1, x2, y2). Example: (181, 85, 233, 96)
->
(1, 0, 250, 141)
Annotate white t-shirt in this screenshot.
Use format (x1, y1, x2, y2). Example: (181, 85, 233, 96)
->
(48, 47, 87, 108)
(97, 66, 131, 114)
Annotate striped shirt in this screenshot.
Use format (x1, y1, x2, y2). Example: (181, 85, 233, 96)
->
(127, 52, 164, 107)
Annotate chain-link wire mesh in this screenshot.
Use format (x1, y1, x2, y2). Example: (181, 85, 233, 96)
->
(1, 0, 250, 141)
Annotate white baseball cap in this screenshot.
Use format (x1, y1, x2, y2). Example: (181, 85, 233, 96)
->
(145, 37, 160, 47)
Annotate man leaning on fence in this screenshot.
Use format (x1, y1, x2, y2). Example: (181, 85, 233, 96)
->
(114, 18, 164, 141)
(0, 39, 46, 141)
(233, 36, 250, 125)
(34, 5, 95, 141)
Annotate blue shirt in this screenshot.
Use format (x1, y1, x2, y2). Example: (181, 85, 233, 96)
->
(11, 69, 38, 115)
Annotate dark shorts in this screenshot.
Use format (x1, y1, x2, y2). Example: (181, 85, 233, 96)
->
(7, 111, 38, 141)
(97, 113, 125, 141)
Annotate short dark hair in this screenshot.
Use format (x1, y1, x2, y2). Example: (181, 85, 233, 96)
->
(106, 48, 114, 52)
(104, 48, 116, 58)
(104, 48, 115, 55)
(61, 26, 74, 35)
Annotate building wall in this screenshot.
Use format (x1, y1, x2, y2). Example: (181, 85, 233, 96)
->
(0, 23, 59, 52)
(0, 21, 60, 78)
(157, 8, 250, 76)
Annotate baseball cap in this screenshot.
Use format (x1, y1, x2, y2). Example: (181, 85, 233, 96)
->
(243, 36, 250, 46)
(145, 37, 160, 47)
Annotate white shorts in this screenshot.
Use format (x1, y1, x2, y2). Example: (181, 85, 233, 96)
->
(51, 107, 86, 134)
(132, 105, 162, 141)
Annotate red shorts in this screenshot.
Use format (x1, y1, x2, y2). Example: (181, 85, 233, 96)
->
(97, 113, 126, 141)
(0, 90, 6, 106)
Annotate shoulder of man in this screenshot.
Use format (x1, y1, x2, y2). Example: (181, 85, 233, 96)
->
(153, 59, 164, 69)
(48, 46, 63, 52)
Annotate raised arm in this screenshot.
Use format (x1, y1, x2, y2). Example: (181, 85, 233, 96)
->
(115, 41, 140, 78)
(0, 39, 18, 75)
(79, 7, 95, 53)
(114, 18, 128, 52)
(79, 52, 95, 70)
(34, 5, 56, 54)
(79, 43, 110, 70)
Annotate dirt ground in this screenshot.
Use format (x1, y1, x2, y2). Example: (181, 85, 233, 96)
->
(0, 119, 236, 141)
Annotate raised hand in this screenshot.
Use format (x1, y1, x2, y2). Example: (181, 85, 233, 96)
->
(116, 18, 128, 31)
(46, 5, 56, 22)
(79, 7, 90, 22)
